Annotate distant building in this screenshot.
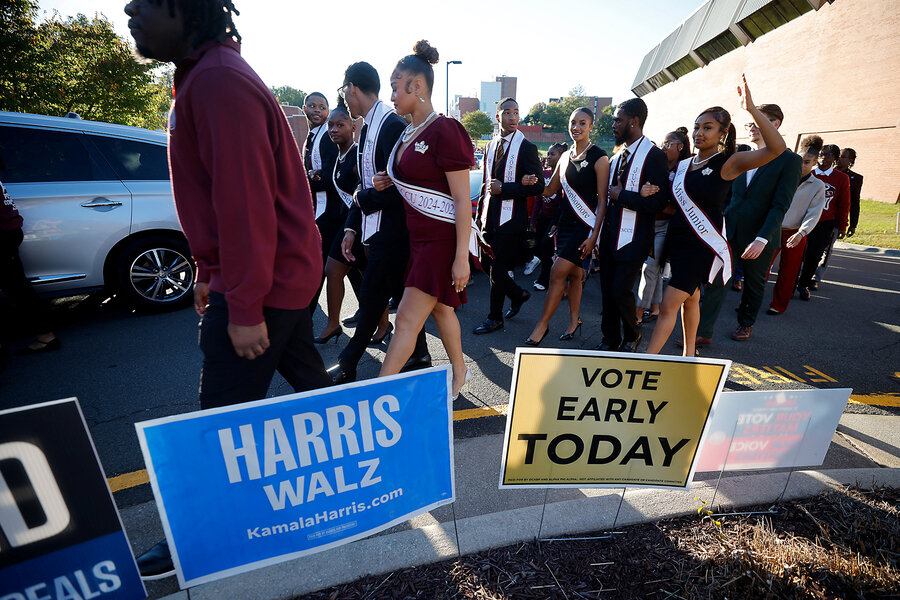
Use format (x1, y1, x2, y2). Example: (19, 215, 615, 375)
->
(496, 75, 517, 100)
(452, 96, 479, 120)
(480, 81, 502, 122)
(518, 125, 566, 146)
(631, 0, 899, 203)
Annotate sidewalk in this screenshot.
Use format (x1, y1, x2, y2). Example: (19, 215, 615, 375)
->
(125, 412, 900, 600)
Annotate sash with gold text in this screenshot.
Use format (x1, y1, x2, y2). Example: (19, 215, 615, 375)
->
(608, 136, 652, 249)
(359, 101, 393, 242)
(480, 129, 525, 228)
(557, 150, 597, 229)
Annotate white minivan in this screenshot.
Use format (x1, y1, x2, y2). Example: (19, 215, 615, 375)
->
(0, 111, 194, 310)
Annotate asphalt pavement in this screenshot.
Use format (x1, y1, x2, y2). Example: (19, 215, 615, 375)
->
(1, 241, 898, 599)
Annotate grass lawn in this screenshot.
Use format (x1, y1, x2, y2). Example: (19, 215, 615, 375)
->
(851, 199, 900, 250)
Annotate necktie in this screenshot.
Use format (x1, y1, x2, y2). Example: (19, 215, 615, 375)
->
(618, 148, 630, 184)
(494, 139, 506, 178)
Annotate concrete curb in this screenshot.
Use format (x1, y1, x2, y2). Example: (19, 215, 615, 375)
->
(834, 241, 900, 256)
(161, 467, 900, 600)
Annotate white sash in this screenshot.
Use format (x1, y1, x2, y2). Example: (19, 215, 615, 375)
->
(671, 158, 732, 283)
(332, 145, 356, 209)
(359, 101, 394, 242)
(480, 130, 525, 228)
(309, 124, 326, 172)
(387, 142, 481, 257)
(557, 151, 596, 229)
(314, 191, 327, 220)
(608, 136, 652, 250)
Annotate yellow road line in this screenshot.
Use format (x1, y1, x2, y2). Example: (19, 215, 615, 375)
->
(453, 405, 507, 421)
(108, 469, 149, 492)
(803, 365, 838, 382)
(849, 393, 900, 407)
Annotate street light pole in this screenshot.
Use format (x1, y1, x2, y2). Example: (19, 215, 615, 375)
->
(446, 60, 462, 116)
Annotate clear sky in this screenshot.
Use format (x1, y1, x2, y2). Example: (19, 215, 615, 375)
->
(37, 0, 702, 113)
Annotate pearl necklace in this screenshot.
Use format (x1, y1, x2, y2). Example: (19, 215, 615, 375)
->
(571, 143, 593, 162)
(692, 151, 721, 166)
(401, 111, 437, 144)
(337, 142, 357, 163)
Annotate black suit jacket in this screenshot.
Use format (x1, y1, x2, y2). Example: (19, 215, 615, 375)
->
(600, 145, 668, 263)
(477, 138, 544, 235)
(345, 114, 408, 247)
(304, 126, 341, 222)
(724, 149, 800, 250)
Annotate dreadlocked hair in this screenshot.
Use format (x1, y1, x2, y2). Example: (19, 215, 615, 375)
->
(157, 0, 242, 47)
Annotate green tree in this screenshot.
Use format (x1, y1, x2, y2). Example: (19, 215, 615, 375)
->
(590, 103, 617, 152)
(461, 110, 494, 141)
(0, 5, 171, 129)
(270, 85, 306, 107)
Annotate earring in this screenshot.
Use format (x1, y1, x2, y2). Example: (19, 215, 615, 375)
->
(418, 96, 425, 103)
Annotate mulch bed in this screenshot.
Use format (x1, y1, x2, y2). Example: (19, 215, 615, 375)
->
(296, 486, 899, 599)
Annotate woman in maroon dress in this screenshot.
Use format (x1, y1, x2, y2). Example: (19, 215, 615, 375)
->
(376, 41, 474, 398)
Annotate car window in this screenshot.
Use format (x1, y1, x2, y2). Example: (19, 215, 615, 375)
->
(88, 135, 169, 181)
(0, 125, 114, 183)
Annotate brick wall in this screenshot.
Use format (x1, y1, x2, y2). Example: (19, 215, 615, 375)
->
(638, 0, 899, 203)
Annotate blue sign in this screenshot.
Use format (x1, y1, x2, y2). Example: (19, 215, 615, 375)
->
(136, 367, 455, 587)
(0, 399, 145, 600)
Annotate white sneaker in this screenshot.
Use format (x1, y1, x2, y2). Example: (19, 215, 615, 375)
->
(507, 270, 514, 279)
(533, 281, 546, 291)
(523, 256, 541, 275)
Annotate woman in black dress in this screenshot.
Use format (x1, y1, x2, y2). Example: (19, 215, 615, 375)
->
(525, 108, 609, 345)
(646, 75, 786, 357)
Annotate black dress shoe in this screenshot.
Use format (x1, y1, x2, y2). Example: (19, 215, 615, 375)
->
(594, 340, 620, 351)
(524, 327, 550, 347)
(342, 309, 361, 326)
(327, 363, 356, 385)
(400, 353, 432, 373)
(503, 290, 531, 320)
(368, 323, 394, 346)
(313, 326, 343, 344)
(136, 540, 174, 580)
(473, 318, 504, 334)
(619, 332, 643, 353)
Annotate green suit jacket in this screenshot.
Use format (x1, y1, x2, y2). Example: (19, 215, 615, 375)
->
(724, 149, 801, 251)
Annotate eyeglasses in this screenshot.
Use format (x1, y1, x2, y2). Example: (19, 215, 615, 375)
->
(337, 84, 349, 99)
(743, 122, 757, 130)
(661, 141, 681, 149)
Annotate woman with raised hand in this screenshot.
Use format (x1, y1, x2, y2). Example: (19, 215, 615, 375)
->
(524, 108, 609, 346)
(376, 40, 475, 398)
(646, 75, 786, 357)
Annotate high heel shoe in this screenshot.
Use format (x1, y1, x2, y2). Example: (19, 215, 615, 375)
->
(314, 326, 343, 344)
(524, 327, 550, 347)
(559, 319, 582, 341)
(368, 322, 394, 346)
(453, 369, 472, 400)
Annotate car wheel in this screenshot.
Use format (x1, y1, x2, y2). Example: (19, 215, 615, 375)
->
(115, 235, 195, 310)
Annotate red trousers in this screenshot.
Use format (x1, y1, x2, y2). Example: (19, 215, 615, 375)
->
(769, 228, 807, 313)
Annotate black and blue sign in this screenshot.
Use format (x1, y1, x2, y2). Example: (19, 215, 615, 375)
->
(136, 367, 455, 587)
(0, 398, 145, 600)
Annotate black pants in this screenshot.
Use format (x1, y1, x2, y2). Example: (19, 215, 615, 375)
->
(534, 215, 555, 287)
(0, 228, 50, 335)
(599, 258, 643, 346)
(337, 241, 427, 371)
(198, 292, 332, 410)
(485, 230, 526, 321)
(798, 219, 835, 289)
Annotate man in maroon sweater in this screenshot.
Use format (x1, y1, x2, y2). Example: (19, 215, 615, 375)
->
(126, 0, 330, 411)
(125, 0, 331, 578)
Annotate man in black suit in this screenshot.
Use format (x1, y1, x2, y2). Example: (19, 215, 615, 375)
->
(473, 98, 544, 334)
(327, 61, 429, 383)
(597, 98, 669, 352)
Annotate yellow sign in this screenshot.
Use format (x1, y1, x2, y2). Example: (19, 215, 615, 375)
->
(500, 349, 730, 489)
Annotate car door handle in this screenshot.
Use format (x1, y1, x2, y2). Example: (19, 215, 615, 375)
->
(81, 198, 123, 208)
